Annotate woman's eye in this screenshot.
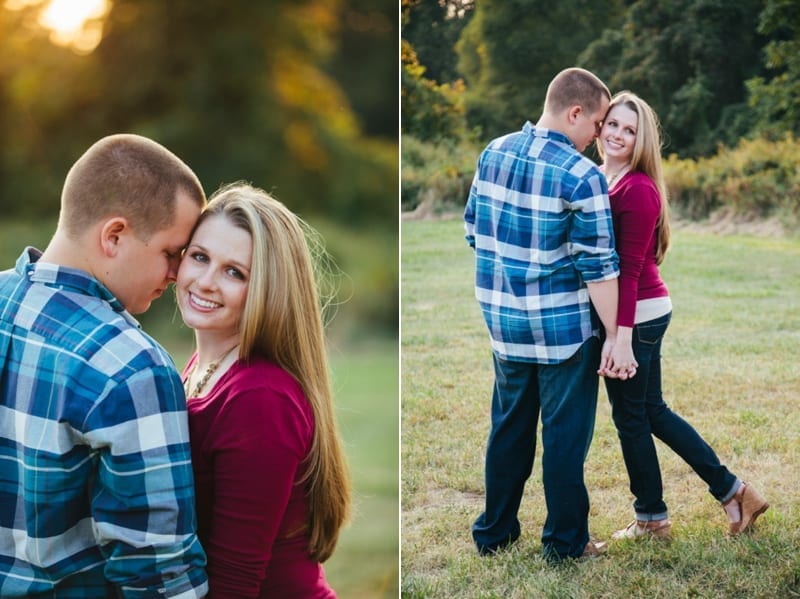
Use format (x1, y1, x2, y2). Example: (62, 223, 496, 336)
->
(227, 268, 245, 280)
(192, 252, 209, 263)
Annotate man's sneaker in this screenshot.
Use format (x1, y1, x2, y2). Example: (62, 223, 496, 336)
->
(612, 519, 672, 540)
(580, 540, 608, 558)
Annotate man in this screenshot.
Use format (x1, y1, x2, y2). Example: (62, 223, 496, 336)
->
(0, 134, 209, 596)
(465, 68, 621, 561)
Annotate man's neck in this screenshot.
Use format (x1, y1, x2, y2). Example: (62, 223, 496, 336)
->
(536, 113, 562, 133)
(39, 229, 95, 276)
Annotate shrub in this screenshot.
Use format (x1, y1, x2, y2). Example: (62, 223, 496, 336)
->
(664, 134, 800, 229)
(401, 40, 469, 143)
(401, 135, 480, 214)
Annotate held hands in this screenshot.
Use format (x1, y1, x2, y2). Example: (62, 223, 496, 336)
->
(597, 327, 638, 380)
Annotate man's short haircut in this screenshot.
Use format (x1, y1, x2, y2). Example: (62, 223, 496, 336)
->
(60, 134, 205, 240)
(544, 67, 611, 116)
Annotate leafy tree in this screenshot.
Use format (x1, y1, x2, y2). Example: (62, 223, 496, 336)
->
(580, 0, 765, 157)
(454, 0, 626, 138)
(402, 0, 474, 84)
(89, 0, 394, 222)
(401, 40, 466, 141)
(746, 0, 800, 137)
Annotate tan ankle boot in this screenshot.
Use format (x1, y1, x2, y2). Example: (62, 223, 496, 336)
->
(725, 482, 769, 535)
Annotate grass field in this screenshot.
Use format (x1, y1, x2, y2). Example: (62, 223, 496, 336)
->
(1, 221, 399, 598)
(401, 217, 800, 598)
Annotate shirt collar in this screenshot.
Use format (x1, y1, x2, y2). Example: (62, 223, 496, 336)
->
(523, 120, 575, 149)
(17, 247, 135, 320)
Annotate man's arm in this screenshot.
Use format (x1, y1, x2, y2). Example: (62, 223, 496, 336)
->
(586, 280, 636, 379)
(85, 365, 208, 599)
(569, 170, 632, 376)
(586, 278, 618, 374)
(464, 171, 479, 249)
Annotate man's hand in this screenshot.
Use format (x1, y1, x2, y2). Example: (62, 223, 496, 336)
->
(598, 326, 637, 379)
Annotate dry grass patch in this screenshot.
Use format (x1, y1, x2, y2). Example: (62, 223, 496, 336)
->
(402, 218, 800, 598)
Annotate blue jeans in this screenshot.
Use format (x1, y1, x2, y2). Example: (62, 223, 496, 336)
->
(604, 312, 738, 520)
(472, 337, 600, 560)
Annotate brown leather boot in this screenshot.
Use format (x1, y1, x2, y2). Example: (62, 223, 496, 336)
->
(725, 482, 769, 535)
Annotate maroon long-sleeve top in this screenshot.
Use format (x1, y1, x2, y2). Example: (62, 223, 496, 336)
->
(609, 171, 670, 328)
(184, 354, 335, 598)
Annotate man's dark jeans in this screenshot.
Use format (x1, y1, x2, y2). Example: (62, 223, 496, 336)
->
(473, 337, 600, 560)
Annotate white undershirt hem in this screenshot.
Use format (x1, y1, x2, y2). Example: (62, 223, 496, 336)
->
(634, 296, 673, 324)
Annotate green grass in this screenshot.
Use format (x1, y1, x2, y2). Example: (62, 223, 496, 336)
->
(401, 217, 800, 598)
(0, 221, 399, 598)
(324, 342, 399, 597)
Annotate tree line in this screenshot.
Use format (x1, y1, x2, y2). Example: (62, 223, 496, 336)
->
(403, 0, 800, 160)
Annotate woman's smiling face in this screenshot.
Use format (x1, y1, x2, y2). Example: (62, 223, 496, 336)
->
(600, 103, 639, 163)
(176, 214, 252, 337)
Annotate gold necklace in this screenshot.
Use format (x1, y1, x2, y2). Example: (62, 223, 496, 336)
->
(184, 345, 239, 398)
(607, 165, 630, 187)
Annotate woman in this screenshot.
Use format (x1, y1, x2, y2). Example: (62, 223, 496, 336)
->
(597, 91, 768, 540)
(176, 182, 351, 597)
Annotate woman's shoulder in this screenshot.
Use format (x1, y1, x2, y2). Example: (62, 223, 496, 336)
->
(222, 357, 302, 398)
(618, 171, 660, 204)
(208, 358, 314, 454)
(626, 170, 658, 190)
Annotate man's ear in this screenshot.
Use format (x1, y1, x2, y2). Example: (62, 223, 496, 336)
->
(567, 105, 582, 125)
(99, 217, 129, 257)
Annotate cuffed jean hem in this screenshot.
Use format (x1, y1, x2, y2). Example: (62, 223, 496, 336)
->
(634, 510, 669, 522)
(719, 478, 742, 504)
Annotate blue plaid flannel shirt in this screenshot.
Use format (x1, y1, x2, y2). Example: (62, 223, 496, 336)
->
(0, 249, 208, 598)
(465, 122, 619, 363)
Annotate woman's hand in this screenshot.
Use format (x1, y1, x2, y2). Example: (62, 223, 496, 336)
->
(599, 326, 638, 379)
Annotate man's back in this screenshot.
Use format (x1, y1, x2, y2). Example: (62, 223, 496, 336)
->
(0, 249, 207, 598)
(465, 121, 618, 364)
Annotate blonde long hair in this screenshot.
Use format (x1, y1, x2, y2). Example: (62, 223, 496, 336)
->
(200, 182, 351, 562)
(599, 91, 671, 264)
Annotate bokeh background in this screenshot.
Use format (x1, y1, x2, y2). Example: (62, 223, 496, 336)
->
(0, 0, 398, 596)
